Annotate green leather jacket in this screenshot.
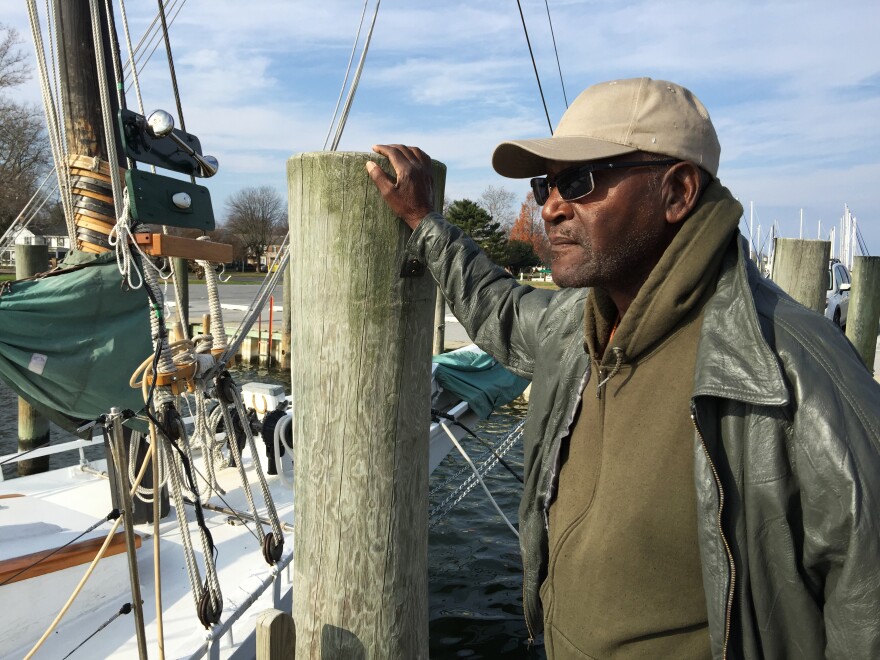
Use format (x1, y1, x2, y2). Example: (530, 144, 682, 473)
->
(407, 211, 880, 659)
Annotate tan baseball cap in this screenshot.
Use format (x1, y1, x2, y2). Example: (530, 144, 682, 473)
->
(492, 77, 720, 178)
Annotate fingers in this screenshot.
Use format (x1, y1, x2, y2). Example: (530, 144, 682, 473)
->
(372, 144, 431, 167)
(365, 160, 393, 194)
(366, 143, 435, 230)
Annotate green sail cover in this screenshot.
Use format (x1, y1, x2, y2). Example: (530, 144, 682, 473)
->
(0, 250, 153, 433)
(432, 349, 529, 419)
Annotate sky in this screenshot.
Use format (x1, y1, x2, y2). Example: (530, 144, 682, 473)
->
(6, 0, 880, 256)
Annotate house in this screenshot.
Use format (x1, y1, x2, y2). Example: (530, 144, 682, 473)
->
(1, 226, 71, 266)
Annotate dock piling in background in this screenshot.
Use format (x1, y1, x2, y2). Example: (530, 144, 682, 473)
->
(282, 265, 292, 369)
(288, 151, 445, 658)
(433, 288, 446, 355)
(846, 256, 880, 370)
(15, 244, 50, 476)
(771, 238, 830, 313)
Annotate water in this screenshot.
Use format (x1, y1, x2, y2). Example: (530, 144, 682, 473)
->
(0, 367, 545, 658)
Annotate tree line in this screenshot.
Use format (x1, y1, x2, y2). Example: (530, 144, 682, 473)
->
(216, 183, 550, 277)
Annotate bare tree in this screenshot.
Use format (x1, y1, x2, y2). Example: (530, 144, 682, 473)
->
(479, 185, 517, 229)
(0, 24, 30, 90)
(223, 186, 285, 267)
(0, 24, 52, 233)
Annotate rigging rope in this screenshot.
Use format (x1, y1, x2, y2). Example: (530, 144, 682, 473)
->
(515, 0, 553, 134)
(61, 602, 133, 660)
(543, 0, 568, 108)
(23, 440, 156, 660)
(323, 0, 371, 150)
(329, 0, 382, 151)
(122, 0, 188, 91)
(26, 0, 76, 240)
(0, 509, 121, 587)
(88, 0, 125, 217)
(0, 170, 59, 252)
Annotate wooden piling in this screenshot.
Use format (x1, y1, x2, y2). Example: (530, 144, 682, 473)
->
(846, 256, 880, 370)
(16, 244, 50, 476)
(257, 609, 296, 659)
(281, 264, 291, 369)
(771, 238, 830, 313)
(288, 151, 445, 658)
(432, 288, 446, 355)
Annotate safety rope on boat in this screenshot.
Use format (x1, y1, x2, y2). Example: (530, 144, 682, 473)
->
(428, 419, 524, 532)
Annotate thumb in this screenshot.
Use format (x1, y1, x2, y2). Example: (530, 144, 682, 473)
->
(365, 161, 393, 195)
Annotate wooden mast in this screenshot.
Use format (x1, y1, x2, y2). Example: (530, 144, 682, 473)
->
(52, 3, 149, 657)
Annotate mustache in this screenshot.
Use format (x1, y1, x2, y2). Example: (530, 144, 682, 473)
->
(547, 229, 581, 244)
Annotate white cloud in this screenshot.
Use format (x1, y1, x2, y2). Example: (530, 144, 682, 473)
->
(5, 0, 879, 252)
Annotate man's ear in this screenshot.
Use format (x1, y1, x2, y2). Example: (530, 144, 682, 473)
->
(662, 162, 703, 225)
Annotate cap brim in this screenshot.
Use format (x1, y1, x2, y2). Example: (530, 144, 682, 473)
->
(491, 137, 637, 178)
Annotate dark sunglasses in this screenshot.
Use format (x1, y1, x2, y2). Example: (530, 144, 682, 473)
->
(530, 159, 679, 205)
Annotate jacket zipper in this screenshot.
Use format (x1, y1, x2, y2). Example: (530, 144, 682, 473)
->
(524, 364, 592, 645)
(690, 403, 735, 660)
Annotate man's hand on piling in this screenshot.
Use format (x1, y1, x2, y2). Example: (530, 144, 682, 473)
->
(366, 144, 435, 230)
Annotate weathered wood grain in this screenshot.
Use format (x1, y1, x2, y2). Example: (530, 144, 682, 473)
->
(846, 256, 880, 370)
(771, 238, 830, 313)
(288, 151, 445, 658)
(256, 608, 297, 659)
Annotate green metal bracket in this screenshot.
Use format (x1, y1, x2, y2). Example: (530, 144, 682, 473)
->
(126, 169, 215, 231)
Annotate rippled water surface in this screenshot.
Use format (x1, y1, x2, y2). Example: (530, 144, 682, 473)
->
(0, 365, 544, 658)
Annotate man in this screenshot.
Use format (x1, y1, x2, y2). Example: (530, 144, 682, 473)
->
(366, 78, 880, 659)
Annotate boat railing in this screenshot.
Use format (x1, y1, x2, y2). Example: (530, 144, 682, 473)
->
(0, 436, 102, 481)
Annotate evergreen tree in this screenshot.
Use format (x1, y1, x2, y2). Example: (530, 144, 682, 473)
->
(504, 239, 541, 276)
(446, 198, 508, 264)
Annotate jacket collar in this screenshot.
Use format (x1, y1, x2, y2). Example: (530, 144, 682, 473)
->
(693, 234, 789, 407)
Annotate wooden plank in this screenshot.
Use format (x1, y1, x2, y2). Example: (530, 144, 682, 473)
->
(69, 167, 112, 183)
(135, 233, 232, 262)
(256, 608, 296, 659)
(75, 214, 114, 235)
(0, 530, 141, 585)
(72, 187, 114, 206)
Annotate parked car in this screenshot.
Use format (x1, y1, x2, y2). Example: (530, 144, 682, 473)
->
(825, 259, 851, 329)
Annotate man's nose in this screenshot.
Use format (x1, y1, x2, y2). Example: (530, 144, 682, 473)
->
(542, 188, 569, 226)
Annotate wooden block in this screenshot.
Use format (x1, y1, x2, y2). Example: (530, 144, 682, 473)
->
(134, 233, 232, 262)
(68, 154, 111, 175)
